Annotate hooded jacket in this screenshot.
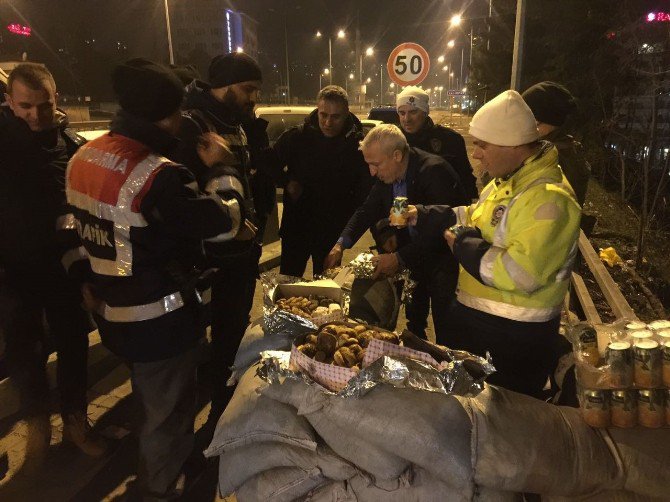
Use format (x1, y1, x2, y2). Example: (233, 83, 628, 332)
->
(269, 108, 373, 242)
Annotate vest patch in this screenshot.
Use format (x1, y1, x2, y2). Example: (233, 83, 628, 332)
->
(491, 204, 506, 226)
(78, 146, 129, 173)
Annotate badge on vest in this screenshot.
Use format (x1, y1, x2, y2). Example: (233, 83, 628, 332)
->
(430, 138, 442, 153)
(491, 205, 506, 226)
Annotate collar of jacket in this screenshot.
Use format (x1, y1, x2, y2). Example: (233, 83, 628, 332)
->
(0, 105, 65, 152)
(109, 110, 179, 157)
(496, 141, 560, 191)
(184, 79, 242, 128)
(304, 108, 363, 140)
(404, 115, 436, 142)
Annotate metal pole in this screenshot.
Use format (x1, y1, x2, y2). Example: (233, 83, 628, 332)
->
(380, 65, 383, 105)
(284, 16, 290, 104)
(460, 47, 464, 86)
(487, 0, 493, 51)
(469, 26, 473, 67)
(164, 0, 174, 65)
(329, 37, 333, 85)
(359, 54, 363, 110)
(510, 0, 526, 91)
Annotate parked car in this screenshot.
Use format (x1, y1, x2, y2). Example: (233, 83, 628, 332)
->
(367, 105, 400, 126)
(360, 118, 383, 136)
(255, 105, 314, 145)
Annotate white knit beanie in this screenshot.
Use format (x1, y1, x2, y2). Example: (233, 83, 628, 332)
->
(396, 86, 429, 114)
(469, 90, 539, 146)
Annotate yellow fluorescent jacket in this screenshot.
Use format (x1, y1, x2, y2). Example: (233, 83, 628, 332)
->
(454, 143, 581, 322)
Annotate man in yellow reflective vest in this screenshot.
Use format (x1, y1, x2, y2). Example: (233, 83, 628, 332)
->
(410, 90, 581, 398)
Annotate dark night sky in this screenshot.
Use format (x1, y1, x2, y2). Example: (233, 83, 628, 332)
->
(1, 0, 492, 100)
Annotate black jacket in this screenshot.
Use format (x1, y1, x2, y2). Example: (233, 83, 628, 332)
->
(340, 147, 468, 275)
(0, 107, 84, 269)
(177, 80, 257, 265)
(268, 109, 373, 242)
(404, 117, 478, 200)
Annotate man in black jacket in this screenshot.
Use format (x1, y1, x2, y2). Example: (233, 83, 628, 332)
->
(268, 85, 373, 277)
(66, 58, 248, 498)
(0, 63, 105, 459)
(176, 53, 263, 424)
(324, 124, 468, 338)
(396, 86, 478, 200)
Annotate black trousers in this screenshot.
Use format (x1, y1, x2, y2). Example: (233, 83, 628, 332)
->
(208, 244, 261, 414)
(280, 232, 338, 278)
(405, 260, 458, 340)
(438, 301, 561, 399)
(2, 264, 91, 416)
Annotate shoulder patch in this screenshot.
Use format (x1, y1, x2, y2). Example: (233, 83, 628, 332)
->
(430, 138, 442, 153)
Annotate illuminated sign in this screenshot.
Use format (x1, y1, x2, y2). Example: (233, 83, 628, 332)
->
(647, 12, 670, 22)
(7, 23, 32, 36)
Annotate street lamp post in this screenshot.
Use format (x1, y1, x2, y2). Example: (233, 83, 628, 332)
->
(163, 0, 174, 65)
(317, 29, 345, 86)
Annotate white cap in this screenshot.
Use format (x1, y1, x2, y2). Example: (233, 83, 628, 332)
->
(396, 86, 429, 114)
(469, 90, 539, 146)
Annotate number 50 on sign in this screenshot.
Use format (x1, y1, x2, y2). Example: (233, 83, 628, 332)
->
(386, 42, 430, 86)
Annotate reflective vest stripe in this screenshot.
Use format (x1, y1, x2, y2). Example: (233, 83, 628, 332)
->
(205, 174, 245, 197)
(457, 290, 562, 322)
(479, 246, 503, 286)
(204, 195, 241, 243)
(66, 189, 148, 228)
(56, 213, 77, 231)
(453, 205, 468, 225)
(96, 287, 212, 323)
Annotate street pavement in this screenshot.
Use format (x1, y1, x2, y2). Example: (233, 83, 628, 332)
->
(0, 110, 477, 501)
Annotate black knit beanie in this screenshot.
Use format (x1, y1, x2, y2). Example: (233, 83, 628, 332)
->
(522, 81, 576, 127)
(112, 58, 184, 121)
(208, 52, 262, 88)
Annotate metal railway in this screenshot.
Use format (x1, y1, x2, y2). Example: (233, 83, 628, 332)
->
(571, 230, 639, 324)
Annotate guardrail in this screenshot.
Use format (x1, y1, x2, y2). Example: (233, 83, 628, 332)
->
(69, 120, 110, 131)
(570, 230, 639, 324)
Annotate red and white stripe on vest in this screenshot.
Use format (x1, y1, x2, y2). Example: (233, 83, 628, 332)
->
(65, 134, 175, 277)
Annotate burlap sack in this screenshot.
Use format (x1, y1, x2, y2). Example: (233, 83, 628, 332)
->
(235, 466, 326, 502)
(608, 427, 670, 499)
(467, 386, 623, 496)
(545, 492, 663, 501)
(261, 378, 410, 480)
(229, 319, 295, 384)
(261, 378, 473, 490)
(217, 442, 357, 497)
(204, 365, 317, 458)
(305, 468, 519, 502)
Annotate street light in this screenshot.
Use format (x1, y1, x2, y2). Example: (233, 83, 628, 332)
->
(437, 55, 445, 63)
(447, 39, 455, 48)
(450, 14, 462, 27)
(346, 72, 354, 94)
(319, 68, 330, 90)
(438, 85, 444, 107)
(316, 29, 346, 85)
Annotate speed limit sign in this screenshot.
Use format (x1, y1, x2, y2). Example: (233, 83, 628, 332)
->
(386, 42, 430, 86)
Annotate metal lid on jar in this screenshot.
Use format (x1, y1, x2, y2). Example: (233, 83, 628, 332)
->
(635, 339, 659, 350)
(657, 329, 670, 339)
(631, 330, 654, 341)
(626, 321, 647, 331)
(647, 320, 670, 330)
(608, 341, 631, 350)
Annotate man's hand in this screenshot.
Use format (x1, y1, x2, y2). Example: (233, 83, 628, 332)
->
(285, 180, 303, 201)
(371, 253, 400, 280)
(197, 132, 235, 167)
(81, 283, 102, 313)
(323, 243, 344, 270)
(406, 205, 418, 226)
(380, 234, 398, 253)
(235, 219, 258, 241)
(444, 229, 456, 251)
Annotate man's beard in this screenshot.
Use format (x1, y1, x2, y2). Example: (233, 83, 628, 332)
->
(223, 89, 254, 121)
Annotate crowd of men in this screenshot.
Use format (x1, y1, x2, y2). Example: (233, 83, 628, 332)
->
(0, 51, 587, 499)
